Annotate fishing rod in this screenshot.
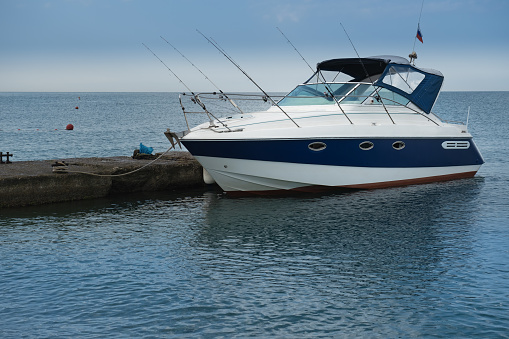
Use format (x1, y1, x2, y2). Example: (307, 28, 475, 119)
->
(197, 29, 300, 128)
(276, 27, 314, 73)
(142, 43, 231, 131)
(276, 27, 352, 123)
(340, 23, 395, 124)
(143, 43, 195, 96)
(160, 35, 244, 115)
(318, 73, 352, 124)
(207, 36, 270, 104)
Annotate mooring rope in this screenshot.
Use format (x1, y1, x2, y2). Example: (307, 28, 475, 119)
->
(52, 145, 176, 177)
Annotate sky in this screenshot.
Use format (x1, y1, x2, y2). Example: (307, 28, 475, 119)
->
(1, 0, 508, 92)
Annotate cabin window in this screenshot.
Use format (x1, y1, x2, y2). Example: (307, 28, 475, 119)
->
(359, 141, 374, 150)
(392, 141, 406, 150)
(381, 66, 425, 94)
(308, 142, 327, 151)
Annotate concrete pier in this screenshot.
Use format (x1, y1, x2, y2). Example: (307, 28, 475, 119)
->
(0, 152, 205, 208)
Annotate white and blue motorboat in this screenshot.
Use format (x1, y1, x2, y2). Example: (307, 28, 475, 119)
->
(167, 55, 484, 195)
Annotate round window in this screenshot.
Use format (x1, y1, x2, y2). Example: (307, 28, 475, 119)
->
(392, 141, 405, 150)
(308, 141, 327, 151)
(359, 141, 374, 150)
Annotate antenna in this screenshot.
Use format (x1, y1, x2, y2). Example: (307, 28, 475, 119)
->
(197, 29, 300, 128)
(410, 0, 425, 65)
(160, 36, 244, 114)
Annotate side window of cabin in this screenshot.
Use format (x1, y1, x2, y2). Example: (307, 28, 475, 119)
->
(381, 66, 425, 94)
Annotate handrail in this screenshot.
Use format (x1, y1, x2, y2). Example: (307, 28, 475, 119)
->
(178, 88, 440, 132)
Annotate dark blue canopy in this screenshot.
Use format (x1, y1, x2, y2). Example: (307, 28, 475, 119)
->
(373, 62, 443, 114)
(316, 56, 444, 113)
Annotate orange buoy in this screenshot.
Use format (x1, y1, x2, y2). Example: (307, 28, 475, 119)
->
(75, 106, 79, 109)
(66, 124, 74, 130)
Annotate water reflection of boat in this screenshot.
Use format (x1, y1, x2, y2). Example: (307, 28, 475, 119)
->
(169, 55, 484, 195)
(197, 179, 483, 272)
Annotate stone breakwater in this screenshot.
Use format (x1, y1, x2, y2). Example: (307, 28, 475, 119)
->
(0, 152, 205, 208)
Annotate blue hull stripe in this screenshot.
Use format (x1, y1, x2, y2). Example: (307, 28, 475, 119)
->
(182, 138, 484, 168)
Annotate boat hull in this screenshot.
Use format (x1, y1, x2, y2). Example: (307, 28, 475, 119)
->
(193, 155, 481, 194)
(181, 136, 484, 194)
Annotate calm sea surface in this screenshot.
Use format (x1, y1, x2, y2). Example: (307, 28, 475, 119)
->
(0, 92, 508, 337)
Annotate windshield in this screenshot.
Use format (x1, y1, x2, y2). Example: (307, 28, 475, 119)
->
(278, 82, 409, 107)
(341, 84, 374, 103)
(278, 83, 356, 106)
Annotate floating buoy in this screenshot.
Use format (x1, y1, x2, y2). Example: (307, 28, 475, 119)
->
(75, 106, 79, 109)
(66, 124, 74, 130)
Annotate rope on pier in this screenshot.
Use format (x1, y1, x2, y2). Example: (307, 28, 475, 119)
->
(52, 145, 175, 177)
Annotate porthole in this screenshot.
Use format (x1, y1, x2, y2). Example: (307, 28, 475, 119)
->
(359, 141, 374, 150)
(308, 141, 327, 151)
(392, 141, 405, 150)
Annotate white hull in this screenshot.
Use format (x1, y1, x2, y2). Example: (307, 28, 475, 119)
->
(196, 156, 481, 194)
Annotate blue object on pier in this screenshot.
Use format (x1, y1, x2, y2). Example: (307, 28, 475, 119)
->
(139, 143, 153, 155)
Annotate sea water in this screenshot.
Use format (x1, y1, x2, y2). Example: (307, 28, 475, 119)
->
(0, 92, 271, 160)
(0, 92, 508, 337)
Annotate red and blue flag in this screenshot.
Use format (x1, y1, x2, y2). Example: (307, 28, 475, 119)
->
(416, 24, 423, 43)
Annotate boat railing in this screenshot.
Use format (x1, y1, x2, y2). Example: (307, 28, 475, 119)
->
(178, 92, 280, 130)
(278, 92, 438, 125)
(177, 89, 439, 131)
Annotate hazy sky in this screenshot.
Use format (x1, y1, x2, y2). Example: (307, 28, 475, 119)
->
(1, 0, 508, 92)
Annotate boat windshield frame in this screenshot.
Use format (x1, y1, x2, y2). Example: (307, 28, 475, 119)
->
(277, 82, 410, 107)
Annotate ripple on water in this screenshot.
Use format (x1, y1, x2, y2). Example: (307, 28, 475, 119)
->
(1, 92, 509, 337)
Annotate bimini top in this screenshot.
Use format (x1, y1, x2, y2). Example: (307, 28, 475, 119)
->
(316, 55, 444, 113)
(317, 55, 410, 81)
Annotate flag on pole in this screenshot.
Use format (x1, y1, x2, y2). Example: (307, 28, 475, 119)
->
(416, 24, 423, 43)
